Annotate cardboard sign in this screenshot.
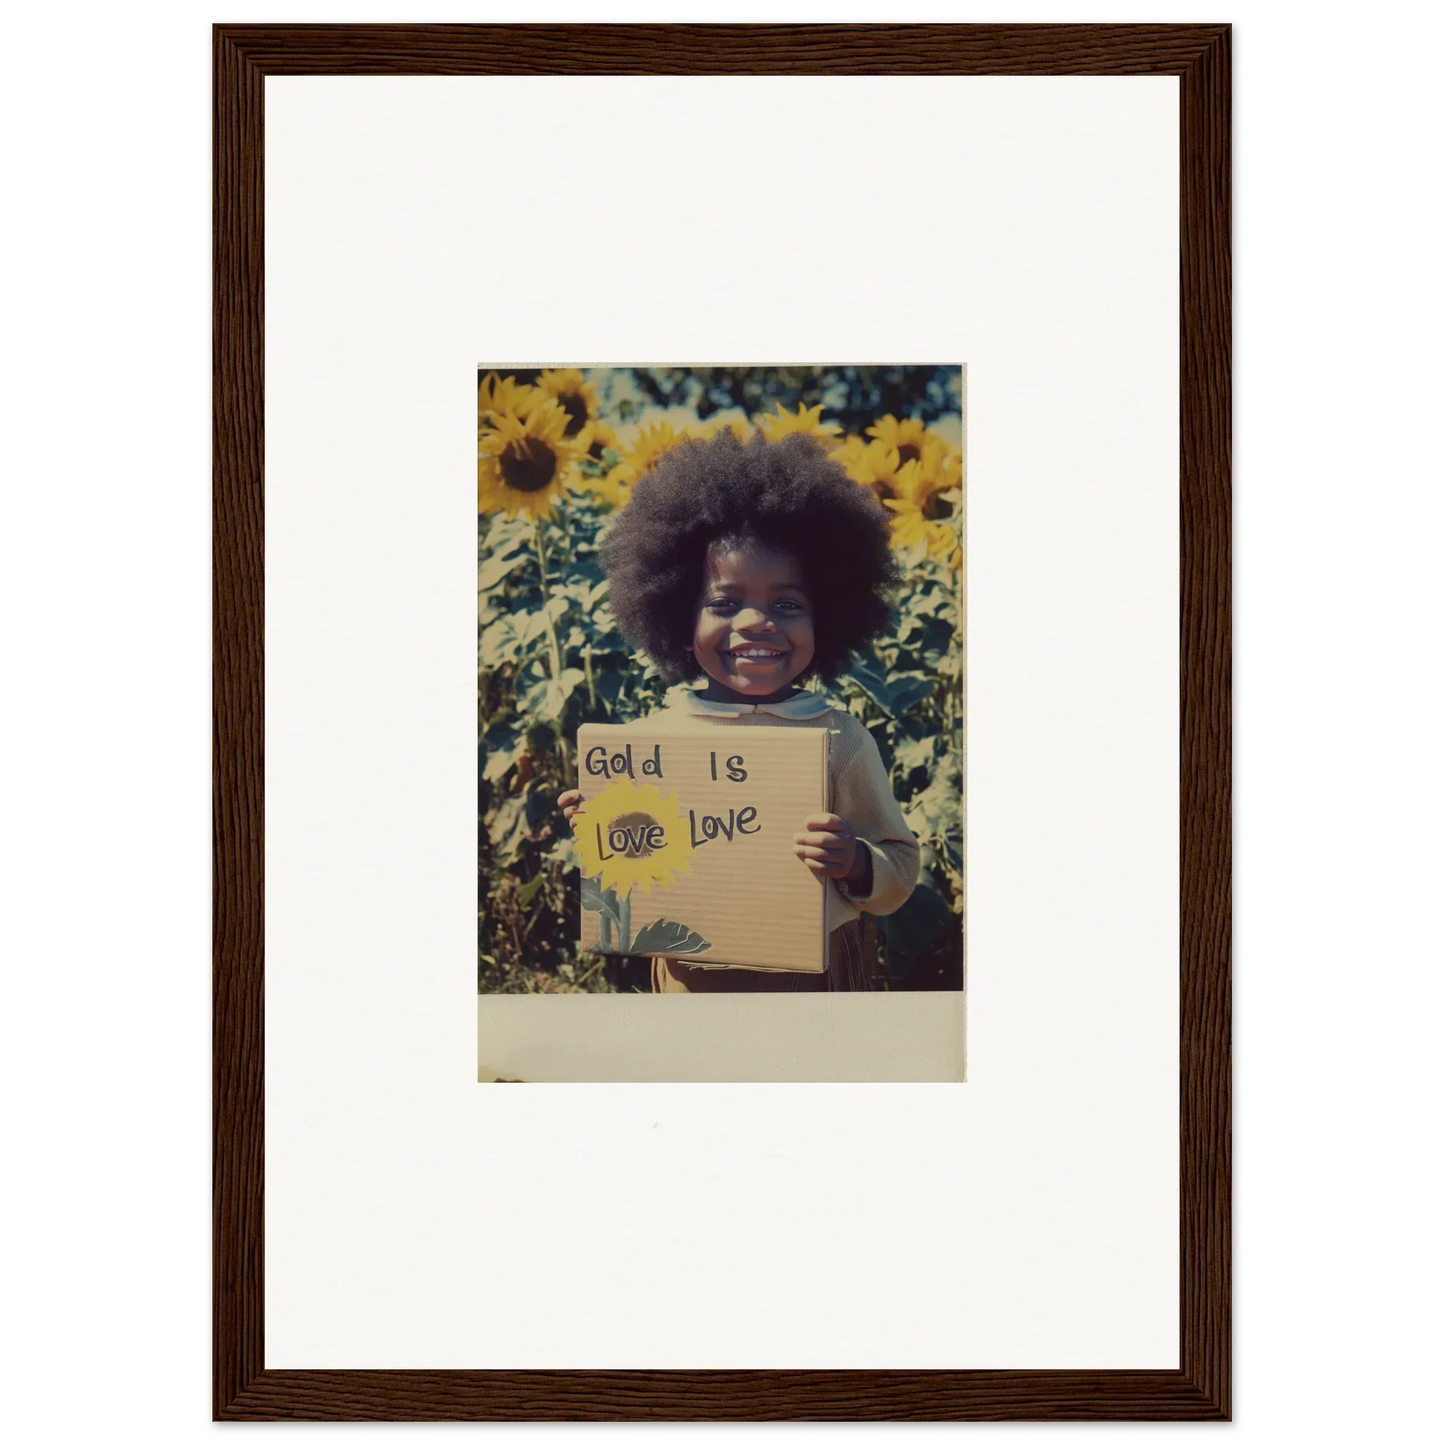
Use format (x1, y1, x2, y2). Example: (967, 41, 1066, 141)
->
(573, 723, 830, 973)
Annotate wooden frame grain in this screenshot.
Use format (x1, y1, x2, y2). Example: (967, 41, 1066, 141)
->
(215, 23, 1230, 1421)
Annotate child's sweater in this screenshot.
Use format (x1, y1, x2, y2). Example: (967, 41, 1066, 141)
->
(621, 683, 922, 960)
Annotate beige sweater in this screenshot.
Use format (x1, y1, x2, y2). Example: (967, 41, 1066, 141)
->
(623, 684, 921, 935)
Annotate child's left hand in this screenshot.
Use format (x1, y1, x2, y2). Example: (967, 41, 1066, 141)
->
(794, 813, 870, 889)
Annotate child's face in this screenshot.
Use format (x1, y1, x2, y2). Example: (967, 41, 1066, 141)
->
(687, 542, 816, 698)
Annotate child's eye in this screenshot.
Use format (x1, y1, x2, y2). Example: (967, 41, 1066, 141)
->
(704, 597, 807, 614)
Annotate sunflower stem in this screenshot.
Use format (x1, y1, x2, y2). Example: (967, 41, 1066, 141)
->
(617, 890, 631, 953)
(530, 518, 569, 772)
(574, 953, 607, 989)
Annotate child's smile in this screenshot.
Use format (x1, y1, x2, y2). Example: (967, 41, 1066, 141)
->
(688, 542, 815, 703)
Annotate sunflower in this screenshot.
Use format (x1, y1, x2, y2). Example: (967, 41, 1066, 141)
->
(572, 778, 696, 897)
(931, 522, 963, 571)
(588, 469, 630, 510)
(866, 414, 932, 468)
(593, 418, 691, 509)
(477, 371, 537, 423)
(884, 457, 963, 570)
(535, 368, 601, 443)
(834, 435, 904, 502)
(582, 418, 618, 465)
(757, 402, 842, 443)
(883, 496, 962, 571)
(477, 398, 584, 519)
(693, 410, 752, 444)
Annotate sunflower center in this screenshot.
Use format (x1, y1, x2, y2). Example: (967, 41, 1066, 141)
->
(923, 491, 954, 521)
(499, 438, 558, 493)
(558, 394, 589, 436)
(897, 443, 921, 467)
(870, 479, 897, 503)
(608, 811, 661, 858)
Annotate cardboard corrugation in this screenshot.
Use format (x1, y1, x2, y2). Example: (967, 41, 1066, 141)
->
(575, 724, 829, 972)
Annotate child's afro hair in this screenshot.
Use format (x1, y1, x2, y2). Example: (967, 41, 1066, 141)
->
(598, 428, 899, 683)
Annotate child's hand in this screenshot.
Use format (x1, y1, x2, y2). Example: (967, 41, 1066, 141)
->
(558, 788, 585, 824)
(794, 813, 869, 889)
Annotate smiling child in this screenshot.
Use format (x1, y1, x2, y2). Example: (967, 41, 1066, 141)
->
(558, 428, 921, 991)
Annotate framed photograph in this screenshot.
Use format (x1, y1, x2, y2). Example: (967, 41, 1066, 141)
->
(216, 23, 1229, 1421)
(474, 362, 966, 1083)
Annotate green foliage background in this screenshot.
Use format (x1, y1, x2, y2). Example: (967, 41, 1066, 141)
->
(478, 366, 964, 993)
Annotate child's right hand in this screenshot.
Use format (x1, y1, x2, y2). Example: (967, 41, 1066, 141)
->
(558, 788, 584, 824)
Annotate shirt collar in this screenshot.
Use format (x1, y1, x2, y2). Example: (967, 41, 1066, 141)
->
(666, 683, 834, 720)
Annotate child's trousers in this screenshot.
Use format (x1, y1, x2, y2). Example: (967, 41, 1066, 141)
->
(650, 917, 874, 992)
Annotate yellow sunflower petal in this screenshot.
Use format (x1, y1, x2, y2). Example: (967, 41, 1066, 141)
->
(582, 418, 693, 509)
(865, 414, 930, 468)
(925, 519, 962, 570)
(757, 402, 841, 442)
(883, 495, 929, 550)
(478, 372, 538, 422)
(693, 411, 752, 444)
(836, 437, 904, 501)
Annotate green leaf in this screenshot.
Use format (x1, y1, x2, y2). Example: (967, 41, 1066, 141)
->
(580, 876, 620, 924)
(893, 735, 936, 773)
(880, 883, 954, 960)
(482, 515, 532, 558)
(886, 674, 935, 716)
(905, 752, 963, 844)
(628, 918, 712, 955)
(486, 793, 523, 845)
(847, 656, 934, 717)
(486, 794, 527, 865)
(524, 787, 555, 832)
(517, 871, 546, 906)
(519, 676, 552, 718)
(870, 725, 894, 775)
(478, 551, 530, 592)
(518, 610, 552, 648)
(532, 668, 587, 720)
(903, 581, 948, 617)
(479, 618, 519, 669)
(481, 712, 520, 754)
(847, 655, 895, 713)
(482, 743, 519, 783)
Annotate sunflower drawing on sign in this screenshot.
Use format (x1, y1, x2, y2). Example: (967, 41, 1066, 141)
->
(571, 779, 711, 958)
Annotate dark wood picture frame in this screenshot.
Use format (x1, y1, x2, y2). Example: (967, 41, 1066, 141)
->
(215, 23, 1229, 1421)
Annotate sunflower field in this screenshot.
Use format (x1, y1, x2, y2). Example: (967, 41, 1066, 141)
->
(478, 365, 965, 993)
